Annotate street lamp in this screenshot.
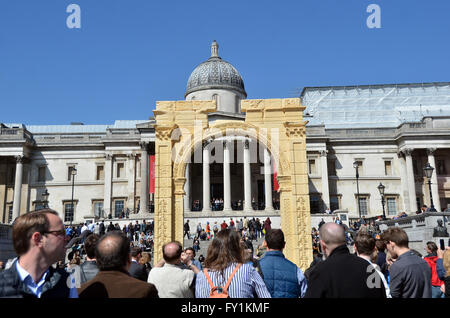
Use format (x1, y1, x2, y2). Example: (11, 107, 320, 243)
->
(353, 161, 361, 219)
(70, 167, 77, 225)
(423, 163, 437, 212)
(41, 189, 50, 209)
(377, 182, 386, 220)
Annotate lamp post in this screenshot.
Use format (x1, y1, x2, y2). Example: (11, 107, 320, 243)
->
(70, 167, 77, 225)
(353, 161, 361, 219)
(41, 189, 50, 209)
(377, 183, 386, 220)
(423, 163, 437, 212)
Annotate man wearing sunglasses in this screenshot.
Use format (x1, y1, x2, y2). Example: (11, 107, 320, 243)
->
(0, 209, 78, 298)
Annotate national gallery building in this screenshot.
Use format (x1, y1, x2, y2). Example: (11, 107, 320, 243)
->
(1, 42, 450, 225)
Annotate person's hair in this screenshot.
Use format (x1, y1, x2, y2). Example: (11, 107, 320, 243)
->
(380, 227, 409, 248)
(426, 241, 438, 253)
(319, 223, 346, 246)
(185, 247, 196, 257)
(139, 252, 151, 265)
(375, 239, 386, 252)
(84, 234, 100, 259)
(131, 247, 142, 258)
(355, 233, 376, 256)
(162, 241, 183, 263)
(70, 256, 81, 266)
(443, 250, 450, 278)
(95, 231, 130, 271)
(265, 229, 285, 250)
(12, 209, 59, 256)
(204, 229, 244, 273)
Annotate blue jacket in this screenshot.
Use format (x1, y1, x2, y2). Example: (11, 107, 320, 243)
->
(259, 251, 306, 298)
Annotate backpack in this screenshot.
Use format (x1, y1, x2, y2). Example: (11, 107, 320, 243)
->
(203, 264, 242, 298)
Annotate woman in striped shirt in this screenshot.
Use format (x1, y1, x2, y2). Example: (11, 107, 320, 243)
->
(195, 229, 271, 298)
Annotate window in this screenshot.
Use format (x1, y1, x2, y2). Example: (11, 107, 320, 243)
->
(114, 200, 125, 218)
(68, 166, 76, 181)
(358, 197, 368, 216)
(96, 165, 104, 180)
(64, 202, 75, 222)
(235, 96, 241, 113)
(212, 94, 219, 108)
(328, 159, 336, 176)
(310, 195, 321, 213)
(93, 201, 104, 218)
(330, 196, 340, 212)
(437, 160, 446, 175)
(7, 204, 13, 223)
(308, 159, 317, 175)
(387, 197, 397, 216)
(38, 166, 46, 182)
(354, 160, 363, 175)
(116, 162, 125, 178)
(384, 161, 392, 176)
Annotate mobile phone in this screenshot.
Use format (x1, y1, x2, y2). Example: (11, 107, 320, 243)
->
(440, 239, 445, 251)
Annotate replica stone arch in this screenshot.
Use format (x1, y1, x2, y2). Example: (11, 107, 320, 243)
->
(153, 98, 312, 270)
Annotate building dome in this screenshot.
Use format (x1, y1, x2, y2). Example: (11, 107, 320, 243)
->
(185, 41, 247, 98)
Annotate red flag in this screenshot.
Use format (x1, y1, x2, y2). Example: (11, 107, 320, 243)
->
(149, 155, 155, 194)
(273, 161, 279, 191)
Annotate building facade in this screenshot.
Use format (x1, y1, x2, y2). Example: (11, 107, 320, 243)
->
(1, 42, 450, 225)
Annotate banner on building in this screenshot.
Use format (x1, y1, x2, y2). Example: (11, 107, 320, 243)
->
(149, 155, 155, 194)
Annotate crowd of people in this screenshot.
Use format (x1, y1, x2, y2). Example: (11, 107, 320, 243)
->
(190, 198, 281, 211)
(1, 208, 450, 299)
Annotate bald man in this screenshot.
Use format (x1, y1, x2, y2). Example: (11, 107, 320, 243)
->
(147, 241, 196, 298)
(78, 231, 158, 298)
(304, 223, 386, 298)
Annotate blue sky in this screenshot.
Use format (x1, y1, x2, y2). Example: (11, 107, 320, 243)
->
(0, 0, 449, 125)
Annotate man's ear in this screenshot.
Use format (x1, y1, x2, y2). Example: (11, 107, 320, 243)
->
(31, 231, 43, 247)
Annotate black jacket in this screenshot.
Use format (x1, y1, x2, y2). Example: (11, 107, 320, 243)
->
(304, 245, 386, 298)
(128, 261, 148, 282)
(0, 260, 71, 298)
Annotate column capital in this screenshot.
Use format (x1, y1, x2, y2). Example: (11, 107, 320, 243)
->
(402, 148, 414, 156)
(426, 148, 437, 156)
(127, 153, 137, 159)
(139, 141, 149, 150)
(105, 153, 113, 160)
(319, 150, 328, 157)
(14, 155, 25, 163)
(244, 139, 250, 150)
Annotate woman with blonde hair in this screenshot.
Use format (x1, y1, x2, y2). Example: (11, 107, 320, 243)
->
(195, 229, 270, 298)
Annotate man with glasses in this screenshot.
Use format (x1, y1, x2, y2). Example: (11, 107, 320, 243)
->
(0, 209, 78, 298)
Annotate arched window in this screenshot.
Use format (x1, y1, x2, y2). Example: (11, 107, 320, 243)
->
(235, 96, 241, 113)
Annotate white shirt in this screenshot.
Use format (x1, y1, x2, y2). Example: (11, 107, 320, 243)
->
(148, 263, 195, 298)
(16, 262, 78, 298)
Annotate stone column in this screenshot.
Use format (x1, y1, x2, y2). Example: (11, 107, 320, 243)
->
(202, 142, 211, 212)
(140, 142, 149, 214)
(427, 148, 441, 212)
(243, 139, 252, 211)
(223, 140, 232, 211)
(104, 154, 113, 218)
(320, 150, 330, 211)
(404, 149, 417, 213)
(264, 147, 274, 211)
(127, 153, 136, 212)
(12, 155, 24, 222)
(184, 163, 191, 212)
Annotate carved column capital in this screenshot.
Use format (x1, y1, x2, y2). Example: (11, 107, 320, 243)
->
(319, 150, 328, 157)
(139, 141, 149, 150)
(426, 148, 437, 156)
(244, 139, 250, 150)
(402, 148, 414, 156)
(105, 153, 113, 160)
(14, 155, 25, 164)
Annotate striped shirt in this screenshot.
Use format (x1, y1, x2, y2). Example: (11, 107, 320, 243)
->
(195, 262, 271, 298)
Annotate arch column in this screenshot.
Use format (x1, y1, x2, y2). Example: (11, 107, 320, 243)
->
(404, 148, 417, 213)
(427, 148, 441, 212)
(12, 155, 24, 223)
(223, 141, 232, 211)
(264, 147, 274, 211)
(243, 139, 252, 211)
(202, 142, 211, 212)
